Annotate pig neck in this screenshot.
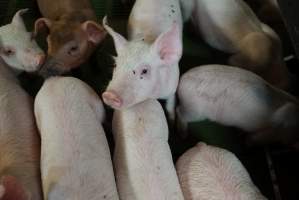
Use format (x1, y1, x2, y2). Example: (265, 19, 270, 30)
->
(0, 59, 20, 86)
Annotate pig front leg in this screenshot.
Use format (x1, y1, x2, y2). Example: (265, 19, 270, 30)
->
(165, 94, 176, 123)
(176, 106, 189, 139)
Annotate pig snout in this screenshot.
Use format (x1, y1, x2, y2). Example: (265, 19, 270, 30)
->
(35, 53, 46, 68)
(102, 90, 123, 109)
(39, 57, 65, 78)
(25, 52, 46, 72)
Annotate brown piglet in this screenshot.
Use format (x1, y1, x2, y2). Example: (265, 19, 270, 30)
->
(34, 0, 106, 77)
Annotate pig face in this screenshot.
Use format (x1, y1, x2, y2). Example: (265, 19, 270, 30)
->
(0, 9, 45, 72)
(102, 17, 182, 110)
(34, 15, 106, 76)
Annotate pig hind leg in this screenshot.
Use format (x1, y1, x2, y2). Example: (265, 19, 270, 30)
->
(228, 32, 275, 74)
(248, 103, 299, 146)
(0, 184, 5, 198)
(0, 176, 28, 200)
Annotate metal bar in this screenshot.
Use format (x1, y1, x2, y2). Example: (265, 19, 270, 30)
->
(277, 0, 299, 59)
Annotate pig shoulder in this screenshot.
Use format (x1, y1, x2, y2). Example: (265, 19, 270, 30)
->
(35, 77, 105, 123)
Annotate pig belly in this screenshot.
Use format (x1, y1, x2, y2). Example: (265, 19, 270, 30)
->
(192, 0, 262, 52)
(178, 66, 275, 131)
(128, 0, 182, 40)
(114, 136, 184, 200)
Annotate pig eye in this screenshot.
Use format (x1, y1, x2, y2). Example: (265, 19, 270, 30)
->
(133, 70, 136, 75)
(141, 69, 148, 75)
(3, 48, 15, 56)
(68, 45, 79, 56)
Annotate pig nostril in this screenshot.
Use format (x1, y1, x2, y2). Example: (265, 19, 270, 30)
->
(102, 91, 122, 108)
(37, 54, 46, 66)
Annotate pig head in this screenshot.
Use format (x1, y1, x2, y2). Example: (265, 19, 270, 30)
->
(0, 9, 45, 72)
(102, 17, 182, 110)
(34, 12, 106, 76)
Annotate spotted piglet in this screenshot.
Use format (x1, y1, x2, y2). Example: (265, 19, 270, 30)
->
(179, 0, 288, 89)
(0, 9, 45, 200)
(102, 0, 183, 120)
(177, 65, 299, 147)
(176, 142, 267, 200)
(34, 77, 119, 200)
(112, 100, 184, 200)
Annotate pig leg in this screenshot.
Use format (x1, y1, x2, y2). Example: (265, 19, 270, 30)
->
(248, 102, 299, 145)
(0, 184, 4, 198)
(176, 106, 189, 139)
(0, 176, 28, 200)
(228, 32, 274, 74)
(166, 94, 176, 122)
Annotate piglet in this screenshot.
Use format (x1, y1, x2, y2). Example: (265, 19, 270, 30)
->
(179, 0, 288, 89)
(0, 9, 44, 200)
(34, 0, 106, 76)
(176, 142, 267, 200)
(177, 65, 299, 147)
(34, 77, 119, 200)
(102, 0, 183, 119)
(112, 100, 184, 200)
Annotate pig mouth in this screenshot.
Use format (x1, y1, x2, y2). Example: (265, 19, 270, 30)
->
(38, 59, 66, 78)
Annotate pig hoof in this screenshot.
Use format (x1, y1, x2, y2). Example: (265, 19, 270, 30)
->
(102, 91, 123, 109)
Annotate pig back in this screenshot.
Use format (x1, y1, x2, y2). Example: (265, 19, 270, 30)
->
(176, 142, 267, 200)
(189, 0, 263, 52)
(34, 77, 119, 200)
(128, 0, 182, 41)
(0, 72, 42, 200)
(112, 100, 184, 200)
(178, 65, 283, 131)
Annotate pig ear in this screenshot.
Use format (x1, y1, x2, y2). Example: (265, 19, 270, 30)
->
(81, 21, 107, 44)
(0, 176, 28, 200)
(102, 16, 128, 55)
(34, 18, 52, 37)
(151, 23, 182, 66)
(11, 8, 29, 31)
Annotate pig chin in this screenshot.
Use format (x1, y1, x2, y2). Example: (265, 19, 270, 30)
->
(102, 88, 145, 110)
